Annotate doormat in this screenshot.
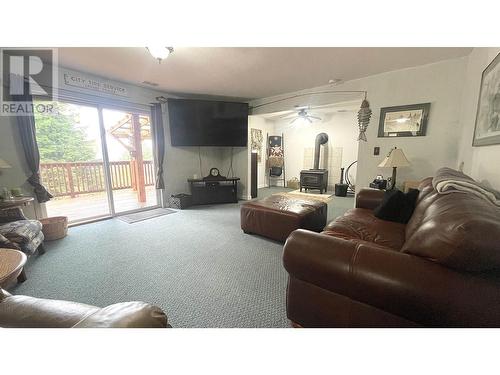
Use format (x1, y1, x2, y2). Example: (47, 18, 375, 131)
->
(118, 208, 176, 224)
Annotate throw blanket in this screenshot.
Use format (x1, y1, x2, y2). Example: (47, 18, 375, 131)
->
(432, 167, 500, 207)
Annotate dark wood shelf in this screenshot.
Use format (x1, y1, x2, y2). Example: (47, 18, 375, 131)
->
(188, 177, 240, 205)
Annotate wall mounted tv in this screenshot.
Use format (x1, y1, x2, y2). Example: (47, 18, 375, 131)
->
(168, 98, 249, 147)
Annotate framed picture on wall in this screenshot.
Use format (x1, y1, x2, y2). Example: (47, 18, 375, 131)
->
(378, 103, 430, 138)
(472, 52, 500, 147)
(250, 128, 263, 162)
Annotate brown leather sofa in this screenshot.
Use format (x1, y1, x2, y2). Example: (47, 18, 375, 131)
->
(283, 175, 500, 327)
(0, 288, 170, 328)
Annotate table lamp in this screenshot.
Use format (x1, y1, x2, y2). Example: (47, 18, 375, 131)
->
(378, 147, 410, 190)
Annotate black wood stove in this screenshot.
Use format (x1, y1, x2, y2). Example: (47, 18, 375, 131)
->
(300, 133, 329, 194)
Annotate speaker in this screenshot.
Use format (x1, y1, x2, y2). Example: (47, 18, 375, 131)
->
(251, 152, 258, 198)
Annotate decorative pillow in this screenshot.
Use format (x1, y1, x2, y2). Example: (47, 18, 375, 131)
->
(374, 188, 419, 224)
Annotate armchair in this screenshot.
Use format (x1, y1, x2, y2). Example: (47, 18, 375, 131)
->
(0, 207, 45, 256)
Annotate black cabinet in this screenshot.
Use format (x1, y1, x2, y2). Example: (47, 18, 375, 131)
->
(188, 178, 239, 205)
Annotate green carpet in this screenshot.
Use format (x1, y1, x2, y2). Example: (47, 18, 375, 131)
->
(12, 188, 354, 327)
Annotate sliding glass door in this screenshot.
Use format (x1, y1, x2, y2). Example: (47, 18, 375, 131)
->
(101, 108, 158, 214)
(35, 100, 111, 223)
(34, 99, 159, 224)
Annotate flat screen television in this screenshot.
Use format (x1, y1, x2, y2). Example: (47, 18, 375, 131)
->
(168, 98, 249, 147)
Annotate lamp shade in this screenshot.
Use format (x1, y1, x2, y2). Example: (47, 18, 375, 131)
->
(378, 148, 410, 168)
(0, 158, 12, 169)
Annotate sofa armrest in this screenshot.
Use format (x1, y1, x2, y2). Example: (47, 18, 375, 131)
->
(355, 189, 385, 210)
(0, 295, 99, 328)
(72, 302, 170, 328)
(283, 229, 500, 327)
(0, 233, 20, 249)
(0, 294, 170, 328)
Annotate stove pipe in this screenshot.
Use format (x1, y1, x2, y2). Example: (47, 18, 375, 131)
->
(313, 132, 329, 170)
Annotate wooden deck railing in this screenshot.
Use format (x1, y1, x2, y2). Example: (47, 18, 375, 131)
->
(40, 161, 155, 198)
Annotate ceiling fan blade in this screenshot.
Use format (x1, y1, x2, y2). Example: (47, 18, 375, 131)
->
(289, 117, 299, 124)
(310, 115, 322, 121)
(279, 112, 297, 119)
(306, 117, 313, 123)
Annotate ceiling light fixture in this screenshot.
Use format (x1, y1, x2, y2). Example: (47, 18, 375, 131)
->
(146, 47, 174, 63)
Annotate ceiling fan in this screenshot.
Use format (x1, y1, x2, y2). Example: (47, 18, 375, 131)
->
(288, 106, 322, 124)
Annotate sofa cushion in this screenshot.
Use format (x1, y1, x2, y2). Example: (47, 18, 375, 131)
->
(405, 177, 437, 239)
(402, 188, 500, 272)
(0, 220, 42, 244)
(374, 188, 419, 224)
(323, 208, 406, 250)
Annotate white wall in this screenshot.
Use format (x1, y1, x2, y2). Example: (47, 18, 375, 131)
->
(251, 57, 468, 190)
(274, 111, 358, 189)
(457, 47, 500, 190)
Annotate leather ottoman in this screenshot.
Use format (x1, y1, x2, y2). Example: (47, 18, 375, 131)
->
(240, 194, 327, 242)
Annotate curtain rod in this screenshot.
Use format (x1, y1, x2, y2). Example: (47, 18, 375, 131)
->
(249, 90, 368, 110)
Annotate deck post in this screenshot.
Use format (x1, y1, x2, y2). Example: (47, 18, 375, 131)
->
(65, 163, 76, 198)
(131, 114, 146, 203)
(130, 160, 137, 191)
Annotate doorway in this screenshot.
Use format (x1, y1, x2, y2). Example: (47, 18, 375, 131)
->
(248, 102, 360, 199)
(34, 99, 159, 224)
(101, 108, 158, 214)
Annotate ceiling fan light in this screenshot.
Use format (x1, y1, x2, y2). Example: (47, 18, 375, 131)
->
(147, 47, 174, 63)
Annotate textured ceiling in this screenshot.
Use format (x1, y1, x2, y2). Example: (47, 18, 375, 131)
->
(57, 47, 472, 100)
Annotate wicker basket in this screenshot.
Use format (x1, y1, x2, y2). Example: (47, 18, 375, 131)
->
(287, 177, 300, 190)
(169, 194, 192, 209)
(40, 216, 68, 241)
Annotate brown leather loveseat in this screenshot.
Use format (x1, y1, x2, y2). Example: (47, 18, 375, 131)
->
(283, 173, 500, 327)
(0, 288, 170, 328)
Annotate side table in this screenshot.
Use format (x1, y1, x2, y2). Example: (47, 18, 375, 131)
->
(0, 197, 35, 209)
(0, 248, 28, 289)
